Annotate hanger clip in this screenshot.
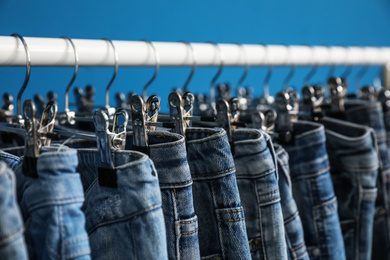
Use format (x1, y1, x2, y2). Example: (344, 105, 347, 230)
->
(169, 91, 187, 136)
(130, 94, 150, 156)
(360, 85, 377, 102)
(216, 97, 245, 155)
(301, 85, 324, 121)
(93, 108, 127, 188)
(23, 100, 57, 178)
(328, 77, 346, 113)
(274, 91, 295, 144)
(146, 95, 161, 131)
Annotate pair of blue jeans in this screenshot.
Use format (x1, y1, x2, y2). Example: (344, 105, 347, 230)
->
(125, 131, 200, 260)
(321, 117, 379, 260)
(343, 101, 390, 259)
(274, 143, 310, 260)
(232, 129, 287, 260)
(186, 127, 251, 259)
(0, 146, 91, 260)
(282, 120, 346, 260)
(0, 160, 28, 259)
(76, 148, 168, 260)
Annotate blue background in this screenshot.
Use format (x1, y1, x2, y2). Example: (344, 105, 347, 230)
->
(0, 0, 389, 112)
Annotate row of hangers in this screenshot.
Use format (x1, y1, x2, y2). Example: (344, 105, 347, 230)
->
(1, 34, 389, 178)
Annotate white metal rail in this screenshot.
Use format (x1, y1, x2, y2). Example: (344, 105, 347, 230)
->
(0, 36, 390, 67)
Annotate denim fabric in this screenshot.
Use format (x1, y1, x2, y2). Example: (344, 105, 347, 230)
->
(321, 117, 379, 260)
(274, 144, 310, 260)
(76, 148, 168, 260)
(9, 146, 91, 260)
(125, 131, 200, 260)
(282, 120, 346, 260)
(0, 161, 28, 260)
(344, 101, 390, 259)
(186, 127, 251, 260)
(232, 129, 287, 260)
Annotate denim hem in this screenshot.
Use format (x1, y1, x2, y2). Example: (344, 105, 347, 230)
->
(87, 203, 162, 235)
(186, 127, 226, 144)
(190, 166, 235, 180)
(77, 148, 149, 169)
(159, 179, 193, 189)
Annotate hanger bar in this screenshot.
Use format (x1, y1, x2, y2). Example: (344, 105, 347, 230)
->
(1, 36, 390, 67)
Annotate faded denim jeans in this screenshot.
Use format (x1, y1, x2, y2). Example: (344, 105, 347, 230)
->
(283, 120, 346, 260)
(321, 117, 379, 260)
(186, 127, 251, 260)
(232, 129, 287, 260)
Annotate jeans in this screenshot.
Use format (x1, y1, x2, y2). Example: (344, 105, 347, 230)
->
(3, 146, 92, 260)
(344, 101, 390, 259)
(125, 131, 200, 260)
(76, 148, 168, 260)
(321, 117, 379, 260)
(232, 128, 287, 260)
(0, 161, 28, 260)
(274, 144, 310, 260)
(186, 127, 251, 260)
(282, 120, 346, 260)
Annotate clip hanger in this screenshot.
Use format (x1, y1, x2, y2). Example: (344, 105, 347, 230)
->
(327, 76, 346, 113)
(169, 91, 186, 136)
(274, 91, 294, 144)
(360, 85, 377, 102)
(130, 94, 149, 155)
(216, 97, 245, 154)
(23, 99, 57, 178)
(93, 108, 128, 188)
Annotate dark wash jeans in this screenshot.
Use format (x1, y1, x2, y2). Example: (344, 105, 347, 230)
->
(283, 120, 346, 260)
(125, 131, 200, 260)
(186, 127, 252, 260)
(274, 144, 310, 260)
(0, 160, 28, 260)
(321, 117, 379, 260)
(76, 148, 168, 260)
(343, 101, 390, 259)
(232, 129, 287, 260)
(0, 146, 91, 260)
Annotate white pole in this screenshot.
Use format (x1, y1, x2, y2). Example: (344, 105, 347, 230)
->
(1, 36, 390, 67)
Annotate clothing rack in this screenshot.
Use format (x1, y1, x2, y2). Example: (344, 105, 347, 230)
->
(1, 36, 390, 67)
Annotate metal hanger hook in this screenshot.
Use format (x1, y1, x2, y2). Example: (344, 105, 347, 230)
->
(235, 43, 249, 95)
(209, 42, 225, 107)
(355, 47, 370, 89)
(180, 41, 197, 93)
(263, 44, 273, 99)
(103, 38, 119, 109)
(12, 34, 31, 122)
(341, 47, 353, 79)
(283, 45, 296, 90)
(304, 45, 318, 85)
(61, 36, 79, 113)
(142, 40, 160, 101)
(326, 46, 336, 83)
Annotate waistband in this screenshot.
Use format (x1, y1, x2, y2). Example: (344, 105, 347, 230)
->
(0, 149, 22, 170)
(345, 101, 386, 141)
(76, 148, 161, 232)
(283, 120, 330, 179)
(15, 146, 85, 214)
(321, 117, 379, 172)
(186, 127, 236, 180)
(233, 128, 276, 178)
(126, 131, 192, 188)
(285, 120, 326, 151)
